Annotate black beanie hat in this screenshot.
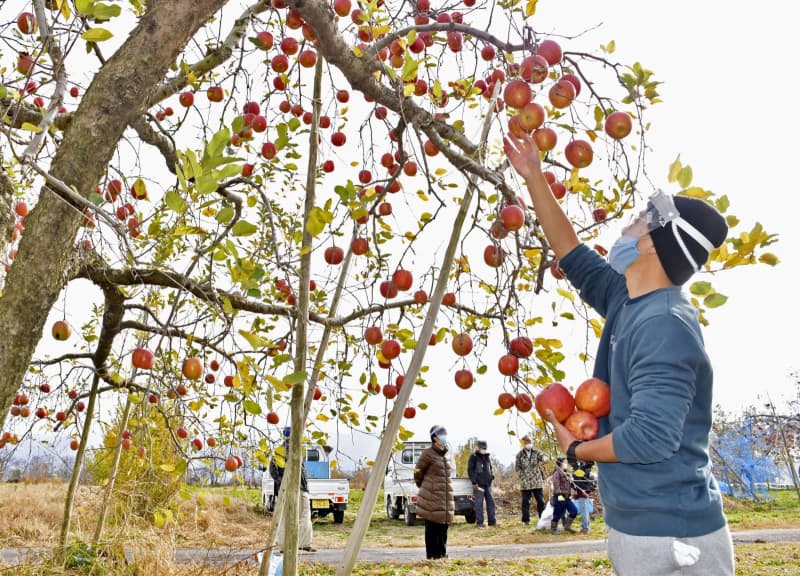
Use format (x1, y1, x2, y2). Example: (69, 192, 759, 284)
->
(650, 196, 728, 285)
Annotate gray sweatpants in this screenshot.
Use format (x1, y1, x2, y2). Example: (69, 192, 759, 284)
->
(607, 525, 734, 576)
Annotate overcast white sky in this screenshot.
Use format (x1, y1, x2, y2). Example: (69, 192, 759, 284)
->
(343, 0, 800, 467)
(7, 1, 797, 470)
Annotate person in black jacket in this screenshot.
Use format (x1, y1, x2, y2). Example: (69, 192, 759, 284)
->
(467, 440, 496, 527)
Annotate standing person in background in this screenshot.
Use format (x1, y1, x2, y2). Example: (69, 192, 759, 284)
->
(468, 440, 496, 527)
(571, 460, 596, 534)
(505, 132, 734, 574)
(515, 434, 548, 526)
(414, 425, 455, 560)
(273, 426, 314, 552)
(550, 457, 578, 534)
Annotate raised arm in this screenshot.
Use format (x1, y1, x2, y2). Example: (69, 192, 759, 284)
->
(503, 133, 580, 259)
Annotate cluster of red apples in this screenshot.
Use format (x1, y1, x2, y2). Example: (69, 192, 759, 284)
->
(533, 378, 611, 440)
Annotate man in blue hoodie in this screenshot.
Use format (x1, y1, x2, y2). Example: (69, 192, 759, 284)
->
(504, 132, 734, 575)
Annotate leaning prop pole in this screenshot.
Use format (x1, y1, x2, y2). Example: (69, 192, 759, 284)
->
(336, 87, 501, 576)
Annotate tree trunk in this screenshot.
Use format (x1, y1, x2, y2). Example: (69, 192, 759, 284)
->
(0, 0, 227, 430)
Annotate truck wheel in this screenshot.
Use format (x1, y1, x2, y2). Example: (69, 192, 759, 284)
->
(386, 497, 400, 520)
(404, 501, 416, 526)
(333, 510, 345, 524)
(464, 510, 476, 524)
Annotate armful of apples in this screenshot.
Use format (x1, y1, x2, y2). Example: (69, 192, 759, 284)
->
(535, 378, 619, 463)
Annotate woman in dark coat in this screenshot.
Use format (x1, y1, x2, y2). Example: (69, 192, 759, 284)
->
(413, 425, 455, 559)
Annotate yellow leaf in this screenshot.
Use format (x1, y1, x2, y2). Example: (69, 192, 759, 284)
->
(556, 287, 574, 302)
(434, 168, 447, 177)
(758, 252, 780, 266)
(316, 413, 330, 422)
(20, 122, 42, 133)
(589, 318, 603, 338)
(668, 156, 683, 183)
(677, 166, 693, 188)
(330, 460, 337, 469)
(403, 83, 415, 97)
(524, 0, 538, 17)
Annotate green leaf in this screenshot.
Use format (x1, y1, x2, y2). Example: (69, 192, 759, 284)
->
(306, 206, 333, 237)
(284, 371, 307, 385)
(704, 293, 728, 308)
(196, 174, 218, 195)
(76, 0, 94, 15)
(232, 220, 258, 236)
(216, 206, 235, 224)
(401, 57, 419, 82)
(165, 190, 188, 214)
(81, 27, 113, 42)
(243, 399, 262, 415)
(215, 163, 243, 180)
(205, 127, 231, 161)
(689, 281, 712, 296)
(92, 3, 122, 20)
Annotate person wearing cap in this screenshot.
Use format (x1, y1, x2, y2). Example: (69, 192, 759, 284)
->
(414, 425, 455, 559)
(515, 434, 547, 525)
(570, 460, 596, 534)
(467, 440, 496, 527)
(505, 133, 734, 574)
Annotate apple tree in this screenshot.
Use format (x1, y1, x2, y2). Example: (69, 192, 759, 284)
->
(0, 0, 779, 574)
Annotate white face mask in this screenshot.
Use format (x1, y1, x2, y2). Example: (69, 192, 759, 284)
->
(437, 435, 448, 447)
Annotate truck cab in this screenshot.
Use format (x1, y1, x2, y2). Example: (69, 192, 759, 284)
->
(262, 444, 350, 524)
(383, 441, 476, 525)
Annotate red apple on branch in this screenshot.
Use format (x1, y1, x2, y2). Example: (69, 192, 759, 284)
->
(451, 333, 473, 356)
(565, 139, 594, 169)
(605, 111, 633, 140)
(182, 357, 204, 381)
(132, 347, 155, 370)
(51, 320, 71, 341)
(454, 369, 474, 389)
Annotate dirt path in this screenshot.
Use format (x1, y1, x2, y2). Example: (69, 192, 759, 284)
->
(4, 528, 799, 568)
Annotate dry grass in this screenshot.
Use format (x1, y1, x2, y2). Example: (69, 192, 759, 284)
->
(2, 482, 800, 575)
(0, 482, 272, 549)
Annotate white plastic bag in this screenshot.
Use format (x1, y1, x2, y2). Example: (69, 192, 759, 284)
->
(267, 552, 283, 576)
(536, 502, 554, 530)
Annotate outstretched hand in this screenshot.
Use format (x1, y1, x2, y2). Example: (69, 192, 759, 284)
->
(503, 132, 542, 182)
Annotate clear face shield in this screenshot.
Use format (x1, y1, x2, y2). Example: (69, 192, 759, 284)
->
(621, 189, 680, 239)
(621, 189, 715, 272)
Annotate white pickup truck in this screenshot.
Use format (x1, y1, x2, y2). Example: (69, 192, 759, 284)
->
(383, 441, 476, 525)
(262, 445, 350, 524)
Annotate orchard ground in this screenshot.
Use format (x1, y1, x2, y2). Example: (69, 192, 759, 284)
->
(2, 482, 800, 574)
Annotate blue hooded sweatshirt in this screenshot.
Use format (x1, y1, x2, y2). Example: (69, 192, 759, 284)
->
(559, 244, 726, 538)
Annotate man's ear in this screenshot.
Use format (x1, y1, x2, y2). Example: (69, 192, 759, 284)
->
(638, 234, 657, 255)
